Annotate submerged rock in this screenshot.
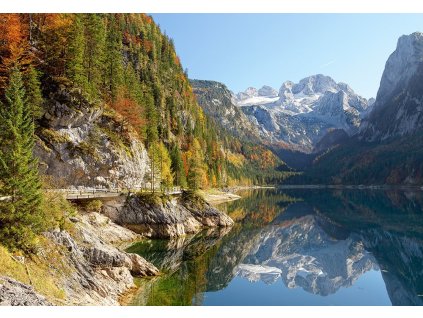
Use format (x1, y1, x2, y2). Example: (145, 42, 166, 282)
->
(0, 277, 52, 306)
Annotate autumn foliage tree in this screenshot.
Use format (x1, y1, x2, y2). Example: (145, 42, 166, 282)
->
(112, 88, 145, 135)
(0, 14, 33, 90)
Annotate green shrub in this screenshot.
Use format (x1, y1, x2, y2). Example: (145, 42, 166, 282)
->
(85, 199, 103, 212)
(135, 192, 171, 206)
(41, 191, 77, 232)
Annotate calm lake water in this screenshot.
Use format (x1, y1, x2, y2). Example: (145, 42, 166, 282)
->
(126, 188, 423, 306)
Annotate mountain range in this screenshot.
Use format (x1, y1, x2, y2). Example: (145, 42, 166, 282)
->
(192, 32, 423, 184)
(232, 74, 372, 153)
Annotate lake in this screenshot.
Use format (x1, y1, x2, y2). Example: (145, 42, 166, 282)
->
(126, 188, 423, 306)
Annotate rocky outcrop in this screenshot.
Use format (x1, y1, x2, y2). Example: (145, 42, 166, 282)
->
(79, 212, 140, 244)
(0, 277, 52, 306)
(35, 87, 152, 189)
(103, 192, 234, 238)
(360, 32, 423, 142)
(181, 194, 234, 227)
(43, 213, 158, 305)
(190, 80, 261, 141)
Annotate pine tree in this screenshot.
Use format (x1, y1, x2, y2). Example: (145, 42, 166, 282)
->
(170, 143, 187, 188)
(0, 67, 44, 252)
(145, 92, 158, 147)
(66, 14, 88, 91)
(147, 141, 160, 193)
(24, 66, 43, 122)
(83, 14, 106, 99)
(104, 15, 124, 101)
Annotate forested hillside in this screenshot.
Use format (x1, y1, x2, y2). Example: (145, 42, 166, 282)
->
(191, 79, 293, 185)
(0, 13, 288, 190)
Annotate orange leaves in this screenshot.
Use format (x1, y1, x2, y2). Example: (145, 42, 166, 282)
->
(142, 14, 153, 25)
(0, 14, 32, 87)
(244, 146, 277, 169)
(260, 149, 277, 169)
(42, 13, 72, 31)
(173, 54, 180, 66)
(142, 39, 153, 53)
(123, 31, 142, 46)
(112, 89, 145, 135)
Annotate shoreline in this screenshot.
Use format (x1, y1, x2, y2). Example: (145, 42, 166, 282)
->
(201, 185, 276, 205)
(200, 190, 241, 205)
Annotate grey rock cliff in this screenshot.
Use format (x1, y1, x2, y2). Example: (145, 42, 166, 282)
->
(35, 87, 152, 189)
(375, 32, 423, 107)
(360, 32, 423, 141)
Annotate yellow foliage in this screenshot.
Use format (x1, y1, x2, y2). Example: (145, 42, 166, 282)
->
(227, 152, 245, 168)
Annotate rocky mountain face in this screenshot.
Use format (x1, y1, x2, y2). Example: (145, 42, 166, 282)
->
(190, 80, 261, 141)
(35, 87, 152, 189)
(360, 32, 423, 141)
(299, 32, 423, 184)
(233, 75, 371, 153)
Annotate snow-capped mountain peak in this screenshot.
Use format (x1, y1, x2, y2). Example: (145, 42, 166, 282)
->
(232, 75, 370, 152)
(258, 85, 278, 97)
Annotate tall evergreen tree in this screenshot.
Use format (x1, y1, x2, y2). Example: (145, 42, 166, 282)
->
(0, 68, 44, 251)
(170, 143, 187, 188)
(104, 15, 124, 101)
(158, 142, 173, 190)
(83, 14, 106, 99)
(24, 66, 43, 122)
(66, 14, 88, 91)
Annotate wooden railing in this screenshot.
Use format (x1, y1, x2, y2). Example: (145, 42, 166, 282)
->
(0, 187, 183, 201)
(50, 186, 182, 200)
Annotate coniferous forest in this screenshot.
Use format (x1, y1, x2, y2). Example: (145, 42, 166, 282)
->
(0, 14, 290, 252)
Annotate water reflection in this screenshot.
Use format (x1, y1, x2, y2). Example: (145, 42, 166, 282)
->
(127, 188, 423, 306)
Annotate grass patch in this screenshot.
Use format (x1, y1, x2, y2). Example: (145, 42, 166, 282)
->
(39, 128, 71, 144)
(135, 192, 171, 206)
(0, 242, 67, 303)
(181, 190, 206, 209)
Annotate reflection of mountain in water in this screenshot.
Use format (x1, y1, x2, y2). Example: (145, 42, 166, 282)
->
(130, 188, 423, 306)
(362, 228, 423, 305)
(237, 214, 378, 296)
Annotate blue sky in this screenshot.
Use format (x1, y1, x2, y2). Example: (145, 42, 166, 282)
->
(151, 14, 423, 99)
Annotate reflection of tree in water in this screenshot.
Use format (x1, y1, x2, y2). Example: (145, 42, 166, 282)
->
(129, 188, 423, 306)
(128, 227, 231, 305)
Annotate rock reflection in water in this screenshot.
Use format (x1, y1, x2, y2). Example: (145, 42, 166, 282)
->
(128, 188, 423, 306)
